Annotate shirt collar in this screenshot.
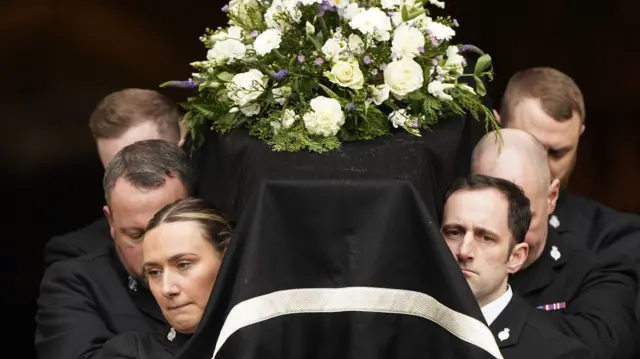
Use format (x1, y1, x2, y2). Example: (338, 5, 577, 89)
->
(481, 285, 512, 326)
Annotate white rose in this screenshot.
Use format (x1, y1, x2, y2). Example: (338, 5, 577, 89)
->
(272, 86, 292, 105)
(207, 39, 246, 65)
(367, 84, 390, 105)
(302, 96, 345, 136)
(226, 69, 268, 107)
(324, 60, 364, 90)
(391, 24, 425, 59)
(383, 58, 424, 97)
(427, 80, 454, 101)
(254, 29, 282, 56)
(425, 21, 455, 41)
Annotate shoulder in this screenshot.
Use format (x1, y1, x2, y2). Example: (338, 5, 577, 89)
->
(41, 247, 115, 288)
(561, 191, 640, 235)
(44, 218, 112, 266)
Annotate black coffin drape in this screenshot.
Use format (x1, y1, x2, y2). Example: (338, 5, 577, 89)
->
(177, 180, 502, 359)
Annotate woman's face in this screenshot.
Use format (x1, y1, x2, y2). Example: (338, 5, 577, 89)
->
(142, 221, 222, 333)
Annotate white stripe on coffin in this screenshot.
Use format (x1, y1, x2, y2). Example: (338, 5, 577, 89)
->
(212, 286, 503, 359)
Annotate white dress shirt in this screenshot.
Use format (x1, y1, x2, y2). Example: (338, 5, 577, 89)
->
(481, 286, 513, 326)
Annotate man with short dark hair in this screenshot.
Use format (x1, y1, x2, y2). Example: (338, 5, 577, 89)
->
(44, 89, 186, 268)
(36, 140, 194, 359)
(442, 174, 591, 358)
(472, 129, 637, 359)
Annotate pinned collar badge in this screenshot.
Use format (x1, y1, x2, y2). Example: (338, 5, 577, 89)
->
(550, 245, 561, 261)
(167, 327, 176, 341)
(549, 214, 560, 228)
(498, 328, 510, 341)
(128, 275, 138, 292)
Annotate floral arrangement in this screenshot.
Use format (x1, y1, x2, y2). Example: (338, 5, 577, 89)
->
(163, 0, 497, 152)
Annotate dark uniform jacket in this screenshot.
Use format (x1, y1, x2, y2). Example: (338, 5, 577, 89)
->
(552, 190, 640, 255)
(35, 245, 167, 359)
(490, 293, 592, 359)
(43, 218, 112, 268)
(510, 227, 637, 359)
(92, 328, 191, 359)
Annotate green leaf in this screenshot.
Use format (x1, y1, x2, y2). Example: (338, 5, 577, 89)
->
(191, 103, 218, 118)
(473, 76, 487, 97)
(216, 72, 235, 82)
(318, 83, 341, 100)
(474, 54, 492, 74)
(401, 6, 409, 22)
(409, 91, 426, 101)
(407, 9, 425, 21)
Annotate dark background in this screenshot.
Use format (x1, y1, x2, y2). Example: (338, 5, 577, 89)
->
(3, 0, 638, 357)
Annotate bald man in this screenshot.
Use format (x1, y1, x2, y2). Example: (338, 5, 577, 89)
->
(471, 129, 638, 359)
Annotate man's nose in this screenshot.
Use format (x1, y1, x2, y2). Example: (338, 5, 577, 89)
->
(456, 234, 475, 261)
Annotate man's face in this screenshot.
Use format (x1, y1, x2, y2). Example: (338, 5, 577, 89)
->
(473, 155, 556, 266)
(441, 188, 527, 307)
(505, 98, 584, 188)
(104, 176, 188, 278)
(97, 121, 167, 168)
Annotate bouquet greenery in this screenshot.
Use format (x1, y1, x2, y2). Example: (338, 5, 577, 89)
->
(163, 0, 497, 152)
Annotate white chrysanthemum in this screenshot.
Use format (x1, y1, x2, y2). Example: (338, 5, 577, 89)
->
(427, 80, 455, 101)
(254, 29, 282, 56)
(349, 7, 392, 42)
(391, 24, 425, 59)
(226, 69, 268, 107)
(388, 109, 413, 128)
(425, 21, 455, 40)
(329, 0, 350, 9)
(383, 58, 424, 98)
(302, 96, 345, 136)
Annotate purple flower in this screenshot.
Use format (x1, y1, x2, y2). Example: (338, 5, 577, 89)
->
(430, 36, 439, 47)
(276, 5, 283, 10)
(162, 80, 198, 89)
(346, 103, 356, 112)
(298, 55, 306, 63)
(221, 5, 229, 12)
(459, 44, 481, 53)
(272, 70, 290, 80)
(418, 47, 425, 53)
(250, 30, 259, 37)
(452, 19, 459, 27)
(314, 57, 324, 66)
(432, 58, 439, 66)
(408, 119, 419, 128)
(317, 1, 334, 16)
(363, 55, 372, 64)
(379, 63, 387, 70)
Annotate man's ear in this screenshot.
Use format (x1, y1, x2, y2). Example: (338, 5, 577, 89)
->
(493, 109, 501, 124)
(548, 178, 560, 214)
(507, 242, 528, 274)
(103, 205, 116, 240)
(177, 120, 188, 147)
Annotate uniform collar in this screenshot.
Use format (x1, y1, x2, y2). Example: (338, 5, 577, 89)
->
(488, 293, 529, 348)
(481, 286, 512, 326)
(509, 227, 568, 296)
(108, 246, 166, 324)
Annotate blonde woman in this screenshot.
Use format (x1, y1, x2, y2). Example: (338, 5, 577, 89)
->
(97, 198, 231, 358)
